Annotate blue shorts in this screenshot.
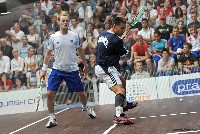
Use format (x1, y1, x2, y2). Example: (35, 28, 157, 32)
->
(47, 69, 84, 92)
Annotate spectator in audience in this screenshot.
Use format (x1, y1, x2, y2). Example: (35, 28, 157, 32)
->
(177, 20, 188, 38)
(187, 12, 200, 29)
(26, 62, 40, 89)
(32, 1, 43, 18)
(85, 54, 97, 83)
(12, 77, 27, 91)
(21, 9, 33, 26)
(94, 6, 106, 22)
(138, 18, 155, 44)
(178, 42, 199, 74)
(54, 5, 66, 22)
(38, 10, 51, 25)
(5, 23, 25, 50)
(130, 61, 150, 79)
(41, 0, 53, 16)
(157, 48, 175, 76)
(0, 38, 13, 60)
(128, 35, 153, 73)
(69, 3, 79, 19)
(24, 47, 40, 74)
(175, 7, 187, 25)
(49, 0, 57, 17)
(155, 15, 173, 40)
(60, 0, 69, 12)
(18, 36, 32, 59)
(82, 32, 97, 57)
(47, 15, 59, 32)
(168, 25, 186, 61)
(70, 18, 84, 42)
(0, 49, 10, 74)
(187, 26, 200, 58)
(10, 49, 25, 83)
(111, 1, 121, 16)
(0, 72, 13, 92)
(27, 27, 39, 49)
(19, 18, 29, 35)
(150, 30, 167, 69)
(39, 23, 48, 50)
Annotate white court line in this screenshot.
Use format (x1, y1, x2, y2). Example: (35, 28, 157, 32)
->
(160, 115, 167, 117)
(167, 129, 200, 134)
(170, 114, 177, 116)
(190, 112, 197, 114)
(103, 124, 117, 134)
(9, 108, 69, 134)
(179, 113, 187, 115)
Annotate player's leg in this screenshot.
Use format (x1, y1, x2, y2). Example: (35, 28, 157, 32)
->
(64, 70, 96, 118)
(95, 65, 134, 124)
(119, 76, 138, 112)
(46, 69, 63, 128)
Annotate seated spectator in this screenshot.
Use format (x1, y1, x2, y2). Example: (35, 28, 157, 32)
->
(0, 49, 10, 74)
(0, 72, 13, 92)
(0, 38, 13, 60)
(41, 0, 53, 16)
(27, 27, 39, 49)
(187, 26, 200, 58)
(47, 15, 59, 32)
(157, 48, 175, 77)
(10, 49, 25, 83)
(82, 32, 97, 57)
(5, 23, 25, 50)
(18, 36, 32, 59)
(130, 61, 150, 79)
(177, 20, 188, 38)
(178, 43, 199, 74)
(128, 35, 153, 72)
(24, 47, 40, 74)
(155, 15, 173, 40)
(26, 62, 40, 89)
(168, 25, 186, 61)
(175, 7, 187, 26)
(12, 77, 26, 91)
(138, 18, 155, 44)
(19, 18, 29, 35)
(150, 31, 167, 69)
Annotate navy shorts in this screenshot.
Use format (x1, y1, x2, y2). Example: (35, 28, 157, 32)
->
(47, 69, 84, 92)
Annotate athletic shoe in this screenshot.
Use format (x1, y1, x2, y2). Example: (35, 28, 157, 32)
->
(123, 102, 138, 112)
(82, 106, 96, 119)
(46, 118, 57, 128)
(113, 113, 134, 125)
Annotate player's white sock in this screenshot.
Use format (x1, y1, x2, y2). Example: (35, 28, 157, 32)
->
(116, 106, 123, 117)
(49, 113, 55, 119)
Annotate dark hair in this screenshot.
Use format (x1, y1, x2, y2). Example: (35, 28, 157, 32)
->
(112, 17, 126, 26)
(183, 42, 192, 49)
(162, 48, 169, 54)
(175, 7, 183, 18)
(142, 18, 148, 23)
(154, 30, 161, 36)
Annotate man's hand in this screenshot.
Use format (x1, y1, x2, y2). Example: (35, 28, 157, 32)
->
(40, 70, 46, 80)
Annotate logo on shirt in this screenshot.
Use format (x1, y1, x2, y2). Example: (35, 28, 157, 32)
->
(98, 36, 109, 48)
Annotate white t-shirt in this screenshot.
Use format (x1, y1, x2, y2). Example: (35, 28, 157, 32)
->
(70, 26, 84, 39)
(11, 57, 24, 72)
(48, 31, 81, 72)
(10, 30, 25, 50)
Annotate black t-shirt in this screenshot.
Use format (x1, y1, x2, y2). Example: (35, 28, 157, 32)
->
(96, 30, 127, 67)
(178, 53, 198, 65)
(155, 24, 173, 40)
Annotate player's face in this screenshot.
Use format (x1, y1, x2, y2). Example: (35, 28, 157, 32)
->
(115, 23, 126, 36)
(60, 16, 70, 30)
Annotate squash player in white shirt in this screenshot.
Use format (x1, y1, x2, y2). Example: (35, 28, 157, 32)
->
(40, 14, 96, 128)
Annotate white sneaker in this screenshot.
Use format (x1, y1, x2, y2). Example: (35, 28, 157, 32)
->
(46, 117, 57, 128)
(82, 106, 96, 119)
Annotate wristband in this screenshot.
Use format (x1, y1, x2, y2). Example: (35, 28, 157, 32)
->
(42, 64, 48, 71)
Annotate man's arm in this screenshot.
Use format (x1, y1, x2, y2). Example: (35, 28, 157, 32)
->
(77, 47, 88, 75)
(43, 49, 52, 69)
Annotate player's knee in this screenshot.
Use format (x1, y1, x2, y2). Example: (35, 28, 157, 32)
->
(77, 92, 85, 96)
(47, 90, 56, 98)
(115, 93, 126, 107)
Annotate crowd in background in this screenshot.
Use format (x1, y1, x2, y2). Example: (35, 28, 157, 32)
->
(0, 0, 199, 93)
